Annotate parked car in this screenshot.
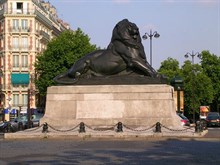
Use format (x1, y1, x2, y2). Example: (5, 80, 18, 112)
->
(0, 121, 15, 132)
(31, 113, 44, 127)
(206, 112, 220, 127)
(0, 115, 33, 133)
(11, 115, 32, 129)
(0, 120, 22, 133)
(177, 113, 190, 126)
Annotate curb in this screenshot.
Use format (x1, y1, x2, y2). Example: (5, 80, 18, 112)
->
(4, 130, 208, 140)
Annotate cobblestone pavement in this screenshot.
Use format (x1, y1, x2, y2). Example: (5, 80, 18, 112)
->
(0, 137, 219, 165)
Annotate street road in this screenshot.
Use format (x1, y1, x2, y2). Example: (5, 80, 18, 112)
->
(204, 127, 220, 138)
(0, 128, 219, 165)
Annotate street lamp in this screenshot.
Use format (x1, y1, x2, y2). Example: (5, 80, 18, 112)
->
(142, 29, 160, 66)
(18, 104, 22, 118)
(27, 88, 35, 128)
(0, 68, 3, 120)
(184, 51, 201, 123)
(184, 51, 201, 65)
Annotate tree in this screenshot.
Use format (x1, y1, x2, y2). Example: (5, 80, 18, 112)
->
(157, 57, 181, 83)
(200, 50, 220, 112)
(181, 60, 214, 119)
(159, 56, 215, 121)
(35, 29, 97, 96)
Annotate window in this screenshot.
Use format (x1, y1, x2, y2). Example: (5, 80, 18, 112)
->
(12, 37, 19, 49)
(36, 39, 39, 50)
(22, 94, 28, 106)
(0, 38, 1, 49)
(21, 37, 28, 49)
(36, 22, 38, 31)
(13, 94, 19, 106)
(21, 19, 28, 30)
(1, 21, 4, 32)
(12, 19, 19, 31)
(21, 55, 28, 67)
(16, 2, 23, 13)
(13, 55, 19, 67)
(17, 3, 23, 9)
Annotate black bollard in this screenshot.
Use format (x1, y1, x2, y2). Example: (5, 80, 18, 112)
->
(117, 122, 123, 132)
(201, 120, 207, 130)
(42, 122, 48, 133)
(8, 122, 13, 132)
(195, 121, 201, 133)
(200, 121, 203, 132)
(18, 122, 23, 131)
(79, 122, 85, 133)
(155, 122, 161, 133)
(6, 122, 12, 133)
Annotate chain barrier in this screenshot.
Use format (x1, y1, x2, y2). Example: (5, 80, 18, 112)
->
(47, 123, 80, 132)
(161, 124, 194, 133)
(123, 124, 156, 132)
(11, 121, 197, 134)
(84, 123, 116, 132)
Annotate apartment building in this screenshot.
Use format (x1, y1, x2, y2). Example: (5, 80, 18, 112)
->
(0, 0, 70, 121)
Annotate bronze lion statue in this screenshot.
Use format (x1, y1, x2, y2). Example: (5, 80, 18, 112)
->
(54, 19, 161, 85)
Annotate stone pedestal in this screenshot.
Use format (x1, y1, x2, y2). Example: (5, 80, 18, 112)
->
(40, 85, 182, 129)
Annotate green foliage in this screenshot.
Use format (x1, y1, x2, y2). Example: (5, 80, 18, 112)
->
(181, 60, 214, 115)
(200, 50, 220, 110)
(35, 29, 97, 96)
(159, 52, 217, 118)
(158, 57, 181, 83)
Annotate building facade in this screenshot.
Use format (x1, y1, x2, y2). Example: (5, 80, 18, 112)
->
(0, 0, 69, 121)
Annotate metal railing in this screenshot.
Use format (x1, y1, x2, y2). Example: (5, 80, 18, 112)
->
(9, 27, 30, 33)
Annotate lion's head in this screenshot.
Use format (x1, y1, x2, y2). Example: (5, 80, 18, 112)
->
(110, 19, 142, 47)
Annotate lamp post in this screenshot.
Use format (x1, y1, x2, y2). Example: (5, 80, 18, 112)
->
(184, 51, 201, 123)
(142, 29, 160, 66)
(27, 88, 35, 128)
(177, 86, 181, 114)
(0, 68, 3, 120)
(18, 104, 22, 118)
(27, 89, 31, 128)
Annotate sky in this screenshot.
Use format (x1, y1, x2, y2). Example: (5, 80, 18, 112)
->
(48, 0, 220, 69)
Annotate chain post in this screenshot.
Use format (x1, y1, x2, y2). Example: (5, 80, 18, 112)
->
(79, 122, 85, 133)
(42, 122, 48, 133)
(117, 122, 123, 132)
(155, 122, 161, 133)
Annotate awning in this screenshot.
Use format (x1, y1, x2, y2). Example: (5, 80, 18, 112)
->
(11, 73, 30, 84)
(10, 109, 17, 114)
(4, 109, 9, 114)
(3, 109, 17, 114)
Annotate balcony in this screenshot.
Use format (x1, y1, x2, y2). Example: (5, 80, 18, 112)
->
(10, 46, 29, 52)
(12, 65, 29, 72)
(4, 9, 35, 15)
(35, 10, 52, 28)
(9, 27, 30, 34)
(40, 30, 50, 41)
